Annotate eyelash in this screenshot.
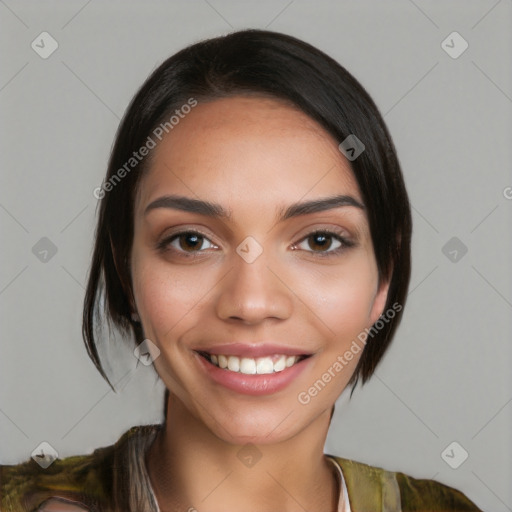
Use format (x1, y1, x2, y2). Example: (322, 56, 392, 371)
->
(156, 229, 355, 259)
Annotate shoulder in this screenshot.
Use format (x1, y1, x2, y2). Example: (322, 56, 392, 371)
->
(0, 424, 160, 512)
(328, 455, 483, 511)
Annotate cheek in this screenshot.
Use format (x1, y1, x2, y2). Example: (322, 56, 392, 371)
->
(132, 257, 214, 337)
(132, 244, 379, 346)
(291, 255, 379, 336)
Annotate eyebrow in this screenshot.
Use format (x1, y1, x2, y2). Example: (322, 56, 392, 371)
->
(144, 194, 365, 222)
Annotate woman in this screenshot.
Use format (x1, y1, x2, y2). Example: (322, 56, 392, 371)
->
(0, 29, 483, 512)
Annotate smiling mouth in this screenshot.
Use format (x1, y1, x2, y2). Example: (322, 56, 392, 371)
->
(197, 351, 311, 375)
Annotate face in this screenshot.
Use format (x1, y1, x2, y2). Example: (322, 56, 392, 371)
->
(130, 96, 389, 445)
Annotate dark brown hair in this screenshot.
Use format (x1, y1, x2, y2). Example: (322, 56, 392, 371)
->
(82, 29, 412, 394)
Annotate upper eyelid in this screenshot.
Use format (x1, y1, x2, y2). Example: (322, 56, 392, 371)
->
(160, 227, 352, 251)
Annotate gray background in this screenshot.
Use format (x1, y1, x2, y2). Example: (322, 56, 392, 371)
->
(1, 1, 511, 510)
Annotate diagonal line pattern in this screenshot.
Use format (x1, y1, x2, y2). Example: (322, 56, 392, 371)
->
(407, 266, 438, 296)
(264, 409, 295, 438)
(61, 0, 93, 29)
(60, 388, 112, 439)
(114, 365, 139, 393)
(471, 0, 502, 30)
(374, 373, 439, 438)
(61, 368, 136, 439)
(60, 205, 89, 233)
(0, 0, 29, 28)
(471, 471, 512, 511)
(61, 265, 86, 290)
(266, 471, 308, 511)
(0, 203, 29, 233)
(472, 60, 512, 104)
(265, 0, 295, 28)
(200, 471, 233, 502)
(412, 205, 439, 234)
(384, 62, 439, 117)
(0, 407, 30, 439)
(407, 0, 439, 28)
(0, 62, 29, 93)
(61, 61, 121, 119)
(471, 397, 512, 439)
(0, 265, 29, 296)
(203, 0, 233, 28)
(471, 265, 512, 308)
(470, 204, 499, 233)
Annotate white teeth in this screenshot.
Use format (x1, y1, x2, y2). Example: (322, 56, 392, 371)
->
(207, 353, 302, 374)
(285, 356, 297, 368)
(256, 357, 274, 374)
(227, 356, 240, 372)
(240, 357, 257, 374)
(273, 355, 286, 372)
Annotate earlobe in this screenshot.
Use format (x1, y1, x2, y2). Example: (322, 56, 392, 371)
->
(369, 277, 391, 325)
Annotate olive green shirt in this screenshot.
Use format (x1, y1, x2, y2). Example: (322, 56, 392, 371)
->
(0, 424, 483, 511)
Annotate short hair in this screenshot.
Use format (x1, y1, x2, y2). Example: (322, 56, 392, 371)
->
(82, 29, 412, 393)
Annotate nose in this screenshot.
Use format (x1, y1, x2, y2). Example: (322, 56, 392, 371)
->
(215, 246, 293, 325)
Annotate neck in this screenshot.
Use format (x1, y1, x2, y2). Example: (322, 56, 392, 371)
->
(145, 394, 338, 512)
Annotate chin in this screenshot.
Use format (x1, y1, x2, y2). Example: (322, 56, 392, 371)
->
(198, 403, 314, 447)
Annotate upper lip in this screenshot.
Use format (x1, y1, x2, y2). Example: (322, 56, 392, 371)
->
(195, 343, 312, 358)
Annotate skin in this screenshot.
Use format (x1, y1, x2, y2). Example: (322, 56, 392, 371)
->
(129, 96, 390, 512)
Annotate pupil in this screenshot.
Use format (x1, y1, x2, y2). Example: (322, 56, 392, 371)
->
(181, 233, 201, 251)
(311, 233, 331, 251)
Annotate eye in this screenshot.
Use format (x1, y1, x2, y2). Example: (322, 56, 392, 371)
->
(293, 230, 353, 256)
(157, 230, 217, 255)
(157, 228, 354, 258)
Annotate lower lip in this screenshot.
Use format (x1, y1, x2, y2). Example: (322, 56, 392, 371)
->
(195, 353, 312, 396)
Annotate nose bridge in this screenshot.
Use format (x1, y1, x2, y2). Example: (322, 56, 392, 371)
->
(215, 238, 292, 323)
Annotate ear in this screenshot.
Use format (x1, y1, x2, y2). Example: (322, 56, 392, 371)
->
(368, 276, 391, 326)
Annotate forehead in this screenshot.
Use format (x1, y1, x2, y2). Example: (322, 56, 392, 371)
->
(135, 96, 361, 216)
